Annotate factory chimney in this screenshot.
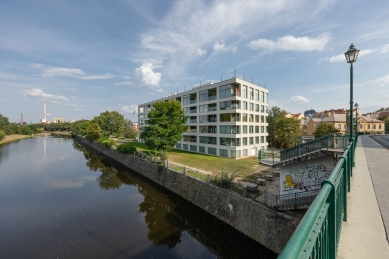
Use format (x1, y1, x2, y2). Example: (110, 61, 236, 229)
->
(21, 113, 24, 125)
(41, 102, 47, 123)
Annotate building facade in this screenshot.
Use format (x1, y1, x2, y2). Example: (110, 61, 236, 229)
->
(138, 78, 269, 158)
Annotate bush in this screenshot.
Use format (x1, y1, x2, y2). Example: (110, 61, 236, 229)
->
(117, 143, 136, 154)
(98, 137, 116, 148)
(0, 130, 5, 140)
(211, 167, 240, 189)
(85, 123, 101, 141)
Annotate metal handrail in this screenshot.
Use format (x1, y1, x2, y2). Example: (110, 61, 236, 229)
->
(278, 138, 355, 258)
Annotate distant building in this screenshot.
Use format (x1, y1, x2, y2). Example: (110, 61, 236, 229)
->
(53, 118, 64, 123)
(285, 113, 304, 120)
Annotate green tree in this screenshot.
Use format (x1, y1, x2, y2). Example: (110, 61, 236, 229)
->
(267, 107, 300, 148)
(140, 100, 188, 161)
(0, 129, 5, 140)
(123, 119, 137, 139)
(85, 123, 101, 141)
(378, 116, 389, 131)
(71, 120, 90, 136)
(21, 125, 32, 135)
(93, 111, 125, 138)
(313, 123, 341, 138)
(0, 114, 10, 128)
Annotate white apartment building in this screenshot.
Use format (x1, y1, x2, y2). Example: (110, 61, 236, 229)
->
(138, 78, 269, 159)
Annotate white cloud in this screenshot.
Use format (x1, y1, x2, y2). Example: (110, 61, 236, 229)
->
(320, 49, 374, 63)
(23, 88, 69, 101)
(114, 81, 133, 86)
(134, 62, 162, 91)
(231, 46, 237, 53)
(248, 33, 331, 52)
(121, 105, 138, 114)
(213, 40, 225, 51)
(381, 44, 389, 53)
(291, 95, 309, 103)
(31, 64, 114, 80)
(197, 48, 207, 57)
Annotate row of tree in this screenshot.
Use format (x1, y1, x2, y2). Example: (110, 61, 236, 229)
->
(0, 113, 44, 140)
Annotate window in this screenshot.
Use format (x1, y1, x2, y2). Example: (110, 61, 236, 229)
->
(220, 113, 240, 122)
(261, 105, 265, 113)
(183, 144, 188, 150)
(183, 93, 197, 105)
(261, 116, 265, 123)
(338, 124, 341, 129)
(255, 136, 259, 144)
(315, 124, 318, 129)
(360, 124, 363, 129)
(261, 136, 264, 143)
(243, 149, 248, 156)
(242, 137, 247, 145)
(261, 126, 264, 133)
(231, 150, 241, 158)
(220, 84, 240, 98)
(242, 101, 247, 110)
(255, 89, 259, 101)
(373, 125, 376, 129)
(260, 91, 264, 102)
(220, 149, 228, 157)
(249, 114, 254, 122)
(199, 114, 217, 123)
(208, 147, 217, 155)
(255, 126, 259, 133)
(255, 104, 259, 112)
(199, 136, 217, 145)
(220, 138, 240, 146)
(176, 143, 181, 149)
(379, 124, 382, 129)
(199, 103, 217, 112)
(368, 124, 370, 129)
(266, 126, 268, 133)
(200, 126, 217, 133)
(243, 113, 247, 122)
(184, 106, 197, 114)
(344, 124, 346, 129)
(255, 115, 259, 123)
(249, 126, 254, 133)
(183, 135, 197, 142)
(249, 103, 254, 111)
(249, 137, 253, 145)
(189, 116, 197, 123)
(199, 146, 205, 153)
(265, 93, 268, 103)
(187, 126, 197, 133)
(249, 88, 254, 100)
(190, 145, 197, 151)
(242, 85, 247, 98)
(243, 125, 247, 134)
(220, 100, 240, 110)
(220, 125, 240, 134)
(199, 88, 216, 102)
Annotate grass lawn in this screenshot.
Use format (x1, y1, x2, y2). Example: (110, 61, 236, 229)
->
(0, 134, 31, 145)
(116, 141, 273, 182)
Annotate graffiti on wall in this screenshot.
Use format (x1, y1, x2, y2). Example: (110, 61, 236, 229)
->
(282, 165, 332, 194)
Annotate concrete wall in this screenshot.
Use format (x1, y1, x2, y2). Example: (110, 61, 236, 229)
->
(76, 136, 300, 254)
(280, 154, 336, 195)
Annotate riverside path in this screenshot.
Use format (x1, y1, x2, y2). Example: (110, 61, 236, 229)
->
(337, 135, 389, 259)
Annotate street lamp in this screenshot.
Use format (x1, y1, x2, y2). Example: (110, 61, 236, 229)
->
(354, 102, 359, 135)
(345, 43, 360, 167)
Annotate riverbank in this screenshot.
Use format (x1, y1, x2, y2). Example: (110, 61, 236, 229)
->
(0, 134, 30, 145)
(76, 135, 301, 254)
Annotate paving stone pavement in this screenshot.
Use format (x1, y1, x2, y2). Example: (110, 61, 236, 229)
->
(360, 135, 389, 240)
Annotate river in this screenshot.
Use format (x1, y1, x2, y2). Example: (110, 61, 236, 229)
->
(0, 136, 276, 259)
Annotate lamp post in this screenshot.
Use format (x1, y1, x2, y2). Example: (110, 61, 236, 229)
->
(354, 102, 359, 136)
(345, 43, 360, 167)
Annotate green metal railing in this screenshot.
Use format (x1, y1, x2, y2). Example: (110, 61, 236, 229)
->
(278, 137, 355, 259)
(258, 148, 281, 165)
(280, 135, 350, 162)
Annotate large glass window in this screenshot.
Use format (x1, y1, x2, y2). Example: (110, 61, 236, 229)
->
(183, 93, 197, 105)
(219, 100, 240, 110)
(255, 126, 259, 133)
(220, 138, 240, 146)
(220, 113, 240, 122)
(243, 125, 247, 134)
(255, 136, 259, 144)
(183, 144, 188, 150)
(199, 146, 206, 153)
(199, 114, 217, 123)
(260, 91, 264, 103)
(199, 103, 217, 112)
(220, 125, 240, 134)
(176, 143, 181, 149)
(255, 104, 259, 112)
(261, 105, 265, 113)
(261, 126, 264, 133)
(261, 136, 264, 143)
(242, 101, 247, 110)
(200, 126, 217, 133)
(199, 88, 217, 102)
(187, 126, 197, 133)
(255, 89, 259, 101)
(249, 114, 254, 122)
(242, 85, 247, 98)
(242, 149, 248, 156)
(199, 136, 217, 145)
(249, 126, 254, 133)
(261, 115, 265, 123)
(249, 88, 254, 100)
(242, 113, 247, 122)
(242, 137, 247, 145)
(183, 135, 197, 142)
(208, 147, 217, 155)
(190, 145, 197, 151)
(231, 150, 241, 158)
(265, 93, 268, 103)
(249, 103, 254, 111)
(189, 116, 197, 123)
(220, 149, 228, 157)
(255, 115, 259, 123)
(220, 84, 240, 98)
(249, 137, 253, 145)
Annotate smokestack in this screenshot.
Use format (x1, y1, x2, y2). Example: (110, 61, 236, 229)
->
(21, 113, 23, 125)
(44, 102, 46, 121)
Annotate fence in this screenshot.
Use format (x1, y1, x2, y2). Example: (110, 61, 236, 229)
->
(259, 187, 321, 210)
(278, 137, 355, 259)
(258, 148, 281, 165)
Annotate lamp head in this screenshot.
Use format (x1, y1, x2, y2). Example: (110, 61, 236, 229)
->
(345, 43, 360, 63)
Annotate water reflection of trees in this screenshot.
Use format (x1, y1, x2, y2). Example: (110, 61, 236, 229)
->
(72, 140, 275, 259)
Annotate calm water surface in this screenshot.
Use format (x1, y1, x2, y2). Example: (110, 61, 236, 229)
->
(0, 137, 276, 259)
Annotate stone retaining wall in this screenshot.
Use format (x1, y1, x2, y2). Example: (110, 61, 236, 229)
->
(76, 136, 300, 253)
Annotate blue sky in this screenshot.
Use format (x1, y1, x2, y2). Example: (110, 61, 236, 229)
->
(1, 0, 388, 123)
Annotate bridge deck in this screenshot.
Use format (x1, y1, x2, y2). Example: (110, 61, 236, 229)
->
(337, 136, 389, 258)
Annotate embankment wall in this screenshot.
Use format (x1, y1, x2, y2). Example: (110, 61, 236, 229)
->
(76, 136, 300, 253)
